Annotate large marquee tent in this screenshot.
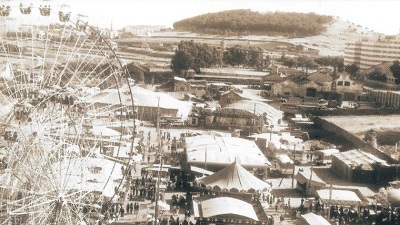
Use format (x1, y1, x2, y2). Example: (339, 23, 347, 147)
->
(198, 160, 271, 193)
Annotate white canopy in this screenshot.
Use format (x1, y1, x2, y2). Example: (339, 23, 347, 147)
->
(200, 197, 258, 221)
(52, 157, 125, 198)
(317, 189, 361, 206)
(300, 213, 330, 225)
(90, 126, 120, 137)
(186, 135, 271, 168)
(198, 161, 271, 192)
(150, 200, 170, 211)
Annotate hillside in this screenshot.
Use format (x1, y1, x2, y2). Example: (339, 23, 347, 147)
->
(146, 17, 379, 56)
(173, 9, 333, 38)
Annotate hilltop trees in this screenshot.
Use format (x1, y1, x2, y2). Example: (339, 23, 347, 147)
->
(173, 10, 333, 38)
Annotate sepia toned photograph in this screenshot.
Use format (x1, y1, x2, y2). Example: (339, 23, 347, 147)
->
(0, 0, 399, 224)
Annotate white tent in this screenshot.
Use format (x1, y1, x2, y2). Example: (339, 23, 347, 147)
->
(317, 189, 362, 206)
(199, 197, 258, 221)
(300, 213, 330, 225)
(198, 161, 271, 192)
(150, 200, 170, 211)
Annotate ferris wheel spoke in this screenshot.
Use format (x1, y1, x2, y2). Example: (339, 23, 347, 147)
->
(53, 30, 88, 87)
(0, 4, 130, 224)
(15, 158, 58, 192)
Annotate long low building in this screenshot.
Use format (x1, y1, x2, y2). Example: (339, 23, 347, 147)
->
(363, 86, 400, 109)
(185, 135, 271, 171)
(331, 149, 389, 183)
(194, 68, 270, 85)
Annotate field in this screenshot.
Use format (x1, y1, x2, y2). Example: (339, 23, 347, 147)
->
(322, 115, 400, 136)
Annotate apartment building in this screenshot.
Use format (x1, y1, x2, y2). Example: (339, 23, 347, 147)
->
(344, 35, 400, 69)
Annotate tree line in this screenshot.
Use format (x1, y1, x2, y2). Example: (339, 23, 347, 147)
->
(173, 9, 333, 38)
(170, 41, 264, 73)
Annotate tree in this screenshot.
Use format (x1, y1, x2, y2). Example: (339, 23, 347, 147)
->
(245, 47, 263, 69)
(223, 45, 247, 67)
(282, 58, 297, 68)
(297, 56, 318, 75)
(390, 60, 400, 84)
(170, 50, 194, 73)
(367, 68, 388, 82)
(170, 40, 221, 74)
(345, 63, 360, 78)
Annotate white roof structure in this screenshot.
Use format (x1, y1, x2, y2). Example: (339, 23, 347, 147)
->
(199, 197, 258, 221)
(198, 161, 271, 192)
(90, 126, 120, 137)
(277, 154, 293, 164)
(224, 100, 283, 126)
(52, 157, 125, 198)
(317, 189, 362, 206)
(301, 213, 330, 225)
(186, 135, 271, 168)
(333, 149, 389, 170)
(83, 86, 192, 120)
(250, 132, 306, 151)
(201, 68, 269, 77)
(315, 149, 340, 156)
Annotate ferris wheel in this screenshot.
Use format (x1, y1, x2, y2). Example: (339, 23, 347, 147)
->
(0, 1, 136, 224)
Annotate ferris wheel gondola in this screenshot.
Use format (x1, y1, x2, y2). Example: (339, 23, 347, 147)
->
(39, 5, 51, 16)
(58, 10, 70, 22)
(19, 3, 32, 15)
(0, 5, 10, 16)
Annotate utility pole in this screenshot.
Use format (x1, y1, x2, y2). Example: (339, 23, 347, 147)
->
(252, 103, 256, 134)
(292, 144, 296, 188)
(327, 183, 333, 220)
(308, 163, 313, 196)
(154, 97, 161, 225)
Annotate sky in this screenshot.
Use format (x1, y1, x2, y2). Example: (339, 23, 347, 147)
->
(7, 0, 400, 35)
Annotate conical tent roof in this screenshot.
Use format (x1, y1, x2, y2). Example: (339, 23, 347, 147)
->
(198, 161, 271, 192)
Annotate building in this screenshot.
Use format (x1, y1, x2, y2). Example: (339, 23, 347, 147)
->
(197, 68, 270, 85)
(157, 77, 208, 98)
(363, 86, 400, 108)
(344, 35, 400, 69)
(219, 88, 266, 107)
(123, 25, 167, 37)
(273, 76, 321, 97)
(331, 149, 390, 184)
